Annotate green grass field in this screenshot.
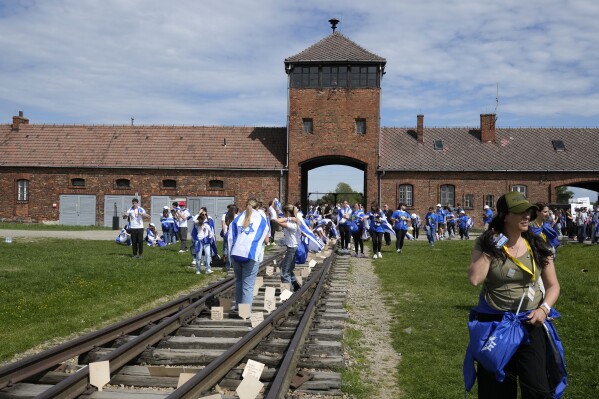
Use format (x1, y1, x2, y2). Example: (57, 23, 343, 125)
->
(373, 239, 598, 398)
(0, 239, 224, 362)
(1, 236, 597, 399)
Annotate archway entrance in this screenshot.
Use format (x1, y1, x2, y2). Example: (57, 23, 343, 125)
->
(300, 156, 367, 212)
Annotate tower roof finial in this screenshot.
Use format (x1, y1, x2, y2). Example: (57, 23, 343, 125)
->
(329, 18, 339, 33)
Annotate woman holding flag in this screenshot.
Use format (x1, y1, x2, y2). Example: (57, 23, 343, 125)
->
(228, 198, 270, 312)
(274, 204, 303, 292)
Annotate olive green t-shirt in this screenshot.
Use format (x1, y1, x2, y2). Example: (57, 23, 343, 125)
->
(474, 236, 543, 312)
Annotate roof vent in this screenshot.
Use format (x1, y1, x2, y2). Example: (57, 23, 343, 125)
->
(552, 140, 565, 151)
(329, 18, 339, 33)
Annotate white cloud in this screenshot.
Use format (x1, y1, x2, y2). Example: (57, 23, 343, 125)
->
(1, 0, 598, 128)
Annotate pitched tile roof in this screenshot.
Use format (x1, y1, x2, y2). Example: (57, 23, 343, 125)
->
(0, 125, 286, 169)
(285, 32, 386, 63)
(380, 126, 599, 172)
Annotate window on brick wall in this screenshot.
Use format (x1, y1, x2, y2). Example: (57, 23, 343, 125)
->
(162, 179, 177, 189)
(399, 184, 413, 207)
(440, 184, 455, 207)
(356, 119, 366, 135)
(115, 179, 131, 189)
(485, 194, 494, 208)
(71, 178, 85, 187)
(464, 193, 474, 209)
(302, 119, 313, 134)
(511, 185, 527, 197)
(209, 180, 224, 189)
(17, 179, 29, 201)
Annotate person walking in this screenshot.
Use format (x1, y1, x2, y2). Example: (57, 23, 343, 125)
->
(273, 204, 302, 292)
(391, 203, 410, 253)
(424, 206, 438, 247)
(125, 198, 149, 258)
(228, 198, 270, 313)
(337, 200, 352, 254)
(466, 191, 563, 399)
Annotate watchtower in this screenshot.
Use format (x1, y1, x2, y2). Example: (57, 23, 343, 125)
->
(284, 20, 386, 209)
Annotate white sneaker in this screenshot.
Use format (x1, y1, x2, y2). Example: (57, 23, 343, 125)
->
(378, 252, 382, 258)
(373, 254, 378, 259)
(396, 249, 401, 253)
(205, 269, 213, 274)
(195, 271, 200, 274)
(191, 260, 197, 265)
(179, 250, 186, 253)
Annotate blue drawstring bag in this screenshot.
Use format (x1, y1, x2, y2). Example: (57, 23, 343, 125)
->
(476, 311, 528, 382)
(295, 240, 308, 264)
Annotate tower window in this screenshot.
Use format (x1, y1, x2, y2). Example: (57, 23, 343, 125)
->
(303, 119, 313, 134)
(71, 178, 85, 187)
(356, 119, 366, 135)
(209, 180, 224, 189)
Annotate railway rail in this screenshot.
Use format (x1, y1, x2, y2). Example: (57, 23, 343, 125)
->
(0, 246, 350, 399)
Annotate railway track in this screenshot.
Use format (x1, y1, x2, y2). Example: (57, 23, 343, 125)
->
(0, 246, 350, 399)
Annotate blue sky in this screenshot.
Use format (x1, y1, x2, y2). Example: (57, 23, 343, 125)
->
(1, 0, 598, 199)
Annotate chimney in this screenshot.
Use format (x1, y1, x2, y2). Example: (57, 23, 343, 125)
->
(480, 114, 496, 143)
(417, 114, 424, 143)
(12, 111, 29, 131)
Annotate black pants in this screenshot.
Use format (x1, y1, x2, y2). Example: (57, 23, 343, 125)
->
(477, 324, 552, 399)
(384, 232, 391, 245)
(394, 228, 407, 251)
(372, 232, 383, 254)
(130, 228, 144, 256)
(352, 228, 364, 254)
(339, 224, 351, 249)
(412, 224, 419, 239)
(270, 219, 277, 242)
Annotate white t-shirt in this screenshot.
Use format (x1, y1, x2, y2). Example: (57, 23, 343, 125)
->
(283, 220, 299, 248)
(178, 208, 191, 228)
(269, 206, 277, 220)
(127, 206, 146, 229)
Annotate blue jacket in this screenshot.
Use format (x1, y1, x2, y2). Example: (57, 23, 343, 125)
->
(464, 307, 567, 398)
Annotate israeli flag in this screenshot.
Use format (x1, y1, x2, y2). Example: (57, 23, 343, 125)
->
(273, 198, 284, 217)
(228, 210, 270, 263)
(297, 213, 325, 252)
(381, 216, 396, 237)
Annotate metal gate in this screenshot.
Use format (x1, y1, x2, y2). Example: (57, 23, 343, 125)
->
(59, 195, 97, 226)
(104, 195, 139, 228)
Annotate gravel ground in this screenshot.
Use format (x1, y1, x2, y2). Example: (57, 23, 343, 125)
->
(0, 229, 118, 241)
(345, 245, 402, 399)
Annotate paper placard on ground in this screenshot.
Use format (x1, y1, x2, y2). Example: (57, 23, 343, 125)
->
(211, 307, 224, 321)
(236, 376, 264, 399)
(265, 266, 274, 276)
(264, 287, 276, 313)
(250, 312, 264, 328)
(274, 266, 279, 273)
(219, 297, 232, 312)
(253, 283, 260, 297)
(255, 276, 263, 288)
(238, 303, 251, 320)
(309, 259, 317, 268)
(280, 283, 289, 292)
(272, 259, 277, 265)
(177, 372, 196, 388)
(242, 359, 265, 380)
(296, 276, 302, 285)
(301, 267, 310, 278)
(89, 360, 110, 391)
(279, 289, 293, 302)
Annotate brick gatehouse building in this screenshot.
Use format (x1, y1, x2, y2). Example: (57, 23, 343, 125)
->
(2, 27, 598, 231)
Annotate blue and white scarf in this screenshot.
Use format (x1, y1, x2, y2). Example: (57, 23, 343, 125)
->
(228, 209, 270, 263)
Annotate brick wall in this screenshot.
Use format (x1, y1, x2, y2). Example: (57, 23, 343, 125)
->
(287, 87, 380, 207)
(0, 167, 282, 224)
(380, 171, 597, 228)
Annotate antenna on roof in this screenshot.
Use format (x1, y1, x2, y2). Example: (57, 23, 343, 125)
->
(329, 18, 339, 33)
(131, 117, 134, 126)
(494, 83, 499, 121)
